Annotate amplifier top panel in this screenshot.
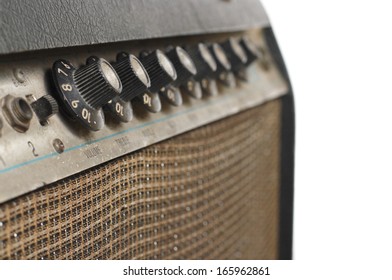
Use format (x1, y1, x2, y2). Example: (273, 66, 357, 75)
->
(0, 0, 269, 55)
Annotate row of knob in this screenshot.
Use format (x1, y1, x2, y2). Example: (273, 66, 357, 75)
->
(50, 36, 263, 131)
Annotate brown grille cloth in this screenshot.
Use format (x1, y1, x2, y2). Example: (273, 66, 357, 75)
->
(0, 100, 281, 259)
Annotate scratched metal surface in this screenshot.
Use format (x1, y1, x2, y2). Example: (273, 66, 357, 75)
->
(0, 30, 288, 203)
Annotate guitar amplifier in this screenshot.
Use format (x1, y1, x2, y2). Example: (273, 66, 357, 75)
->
(0, 0, 294, 260)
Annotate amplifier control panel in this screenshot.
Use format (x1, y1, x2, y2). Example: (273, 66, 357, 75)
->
(0, 30, 288, 203)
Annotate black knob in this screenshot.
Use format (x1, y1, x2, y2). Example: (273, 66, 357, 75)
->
(221, 38, 248, 72)
(209, 43, 236, 88)
(113, 53, 151, 101)
(74, 58, 122, 109)
(31, 95, 59, 121)
(186, 43, 217, 81)
(165, 47, 197, 87)
(208, 43, 231, 78)
(239, 37, 262, 66)
(52, 58, 122, 131)
(139, 50, 177, 93)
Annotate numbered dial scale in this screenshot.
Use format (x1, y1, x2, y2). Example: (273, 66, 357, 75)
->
(52, 58, 122, 131)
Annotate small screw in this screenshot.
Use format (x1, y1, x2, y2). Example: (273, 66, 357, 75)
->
(53, 138, 65, 154)
(13, 68, 27, 83)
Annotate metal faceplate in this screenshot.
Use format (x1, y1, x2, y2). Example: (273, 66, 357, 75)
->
(0, 30, 288, 203)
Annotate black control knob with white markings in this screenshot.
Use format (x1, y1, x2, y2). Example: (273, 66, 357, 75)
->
(239, 37, 262, 66)
(102, 53, 151, 122)
(221, 38, 248, 73)
(209, 43, 231, 75)
(113, 53, 151, 101)
(138, 50, 179, 110)
(186, 43, 218, 96)
(74, 58, 122, 109)
(139, 50, 177, 93)
(166, 46, 201, 99)
(208, 43, 235, 88)
(166, 47, 197, 87)
(186, 43, 217, 82)
(158, 46, 197, 106)
(52, 58, 122, 131)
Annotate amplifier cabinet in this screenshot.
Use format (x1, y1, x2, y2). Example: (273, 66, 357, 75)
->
(0, 0, 294, 259)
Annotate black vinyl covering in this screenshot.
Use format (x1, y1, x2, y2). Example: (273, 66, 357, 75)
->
(0, 0, 268, 55)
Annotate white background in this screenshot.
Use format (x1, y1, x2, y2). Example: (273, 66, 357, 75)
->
(262, 0, 392, 262)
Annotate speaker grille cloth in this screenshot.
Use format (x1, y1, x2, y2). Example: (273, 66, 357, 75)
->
(0, 100, 281, 259)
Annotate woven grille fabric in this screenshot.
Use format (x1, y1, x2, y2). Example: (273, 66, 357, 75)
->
(0, 99, 281, 259)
